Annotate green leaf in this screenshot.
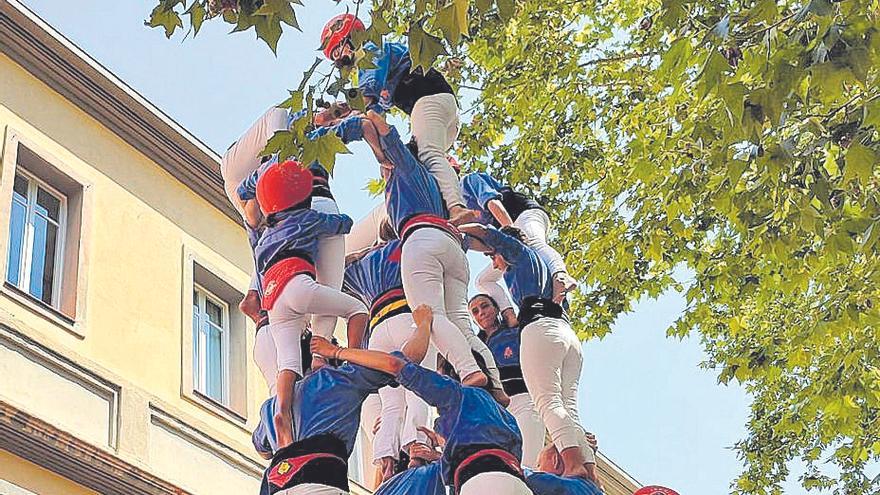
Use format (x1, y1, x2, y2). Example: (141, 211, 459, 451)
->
(822, 148, 840, 177)
(657, 38, 692, 83)
(475, 0, 493, 14)
(147, 4, 183, 38)
(303, 133, 350, 175)
(408, 22, 448, 71)
(364, 177, 387, 197)
(844, 142, 877, 186)
(497, 0, 516, 21)
(254, 15, 283, 53)
(278, 90, 304, 110)
(186, 1, 207, 36)
(862, 98, 880, 130)
(261, 129, 298, 161)
(749, 0, 778, 24)
(435, 0, 470, 44)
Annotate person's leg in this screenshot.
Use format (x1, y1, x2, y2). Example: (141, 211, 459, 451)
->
(285, 275, 369, 350)
(345, 203, 388, 255)
(410, 94, 468, 216)
(460, 472, 533, 495)
(519, 319, 585, 463)
(442, 238, 504, 393)
(311, 197, 347, 340)
(514, 209, 567, 275)
(368, 318, 405, 465)
(401, 230, 483, 383)
(508, 393, 546, 469)
(221, 106, 289, 214)
(559, 322, 594, 464)
(266, 279, 310, 449)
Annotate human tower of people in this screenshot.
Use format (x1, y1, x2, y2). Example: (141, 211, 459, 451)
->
(220, 13, 600, 495)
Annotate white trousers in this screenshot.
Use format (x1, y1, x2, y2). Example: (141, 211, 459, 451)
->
(519, 317, 593, 463)
(475, 209, 568, 313)
(267, 274, 367, 376)
(368, 313, 433, 462)
(220, 106, 288, 216)
(401, 228, 486, 382)
(311, 197, 346, 340)
(411, 93, 464, 209)
(281, 484, 347, 495)
(253, 324, 278, 395)
(508, 393, 545, 469)
(460, 472, 533, 495)
(345, 203, 388, 255)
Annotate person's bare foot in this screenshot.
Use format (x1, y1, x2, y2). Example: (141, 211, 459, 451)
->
(448, 206, 480, 226)
(365, 110, 391, 135)
(462, 371, 488, 387)
(552, 272, 577, 303)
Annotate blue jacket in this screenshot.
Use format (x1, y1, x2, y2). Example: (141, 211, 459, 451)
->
(359, 41, 413, 114)
(477, 227, 556, 307)
(397, 361, 523, 486)
(524, 469, 604, 495)
(253, 208, 351, 274)
(334, 122, 448, 237)
(461, 172, 507, 225)
(374, 462, 445, 495)
(252, 359, 397, 456)
(343, 240, 404, 307)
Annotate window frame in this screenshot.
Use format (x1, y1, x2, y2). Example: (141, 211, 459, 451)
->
(192, 283, 231, 406)
(7, 168, 68, 308)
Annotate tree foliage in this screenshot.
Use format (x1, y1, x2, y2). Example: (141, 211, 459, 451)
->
(146, 0, 880, 492)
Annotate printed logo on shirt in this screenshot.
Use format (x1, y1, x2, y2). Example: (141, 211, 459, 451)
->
(277, 461, 291, 475)
(265, 280, 277, 297)
(380, 89, 390, 100)
(504, 346, 514, 360)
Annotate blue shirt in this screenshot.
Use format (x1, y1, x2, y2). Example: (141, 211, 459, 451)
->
(479, 227, 556, 306)
(253, 208, 352, 275)
(334, 122, 447, 236)
(461, 172, 506, 225)
(525, 470, 603, 495)
(343, 240, 403, 307)
(397, 361, 522, 486)
(359, 41, 412, 114)
(253, 360, 397, 456)
(374, 462, 445, 495)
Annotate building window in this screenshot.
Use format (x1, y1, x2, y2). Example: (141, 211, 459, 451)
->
(192, 285, 230, 405)
(6, 171, 66, 307)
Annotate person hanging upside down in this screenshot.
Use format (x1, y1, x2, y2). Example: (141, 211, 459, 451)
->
(469, 293, 545, 469)
(320, 13, 476, 225)
(459, 223, 598, 483)
(240, 160, 368, 450)
(458, 168, 577, 303)
(328, 111, 504, 399)
(310, 306, 534, 495)
(343, 234, 435, 482)
(251, 306, 437, 495)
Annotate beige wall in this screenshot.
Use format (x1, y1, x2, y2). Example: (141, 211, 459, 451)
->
(0, 50, 270, 493)
(0, 450, 99, 495)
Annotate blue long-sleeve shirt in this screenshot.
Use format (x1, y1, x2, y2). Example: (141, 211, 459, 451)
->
(524, 469, 604, 495)
(334, 122, 448, 237)
(253, 359, 398, 456)
(478, 227, 555, 306)
(343, 240, 403, 307)
(359, 42, 413, 114)
(397, 361, 522, 486)
(374, 462, 445, 495)
(482, 326, 527, 397)
(253, 208, 352, 274)
(461, 172, 543, 227)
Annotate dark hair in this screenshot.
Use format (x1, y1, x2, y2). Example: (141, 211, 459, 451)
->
(468, 293, 500, 311)
(439, 351, 491, 391)
(406, 137, 420, 158)
(500, 225, 527, 243)
(378, 218, 398, 242)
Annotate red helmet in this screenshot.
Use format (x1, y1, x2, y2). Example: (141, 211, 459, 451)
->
(320, 14, 365, 60)
(633, 487, 681, 495)
(256, 161, 313, 216)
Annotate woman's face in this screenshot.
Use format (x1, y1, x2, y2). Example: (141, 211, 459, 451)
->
(468, 295, 499, 331)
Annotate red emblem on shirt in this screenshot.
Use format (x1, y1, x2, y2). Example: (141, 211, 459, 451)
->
(380, 89, 390, 101)
(504, 346, 514, 359)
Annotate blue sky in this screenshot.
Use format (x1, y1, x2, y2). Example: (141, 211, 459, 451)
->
(17, 1, 763, 493)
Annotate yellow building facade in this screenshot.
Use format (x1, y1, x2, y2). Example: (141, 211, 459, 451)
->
(0, 1, 640, 494)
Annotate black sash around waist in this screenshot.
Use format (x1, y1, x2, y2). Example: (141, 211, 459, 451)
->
(518, 297, 568, 328)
